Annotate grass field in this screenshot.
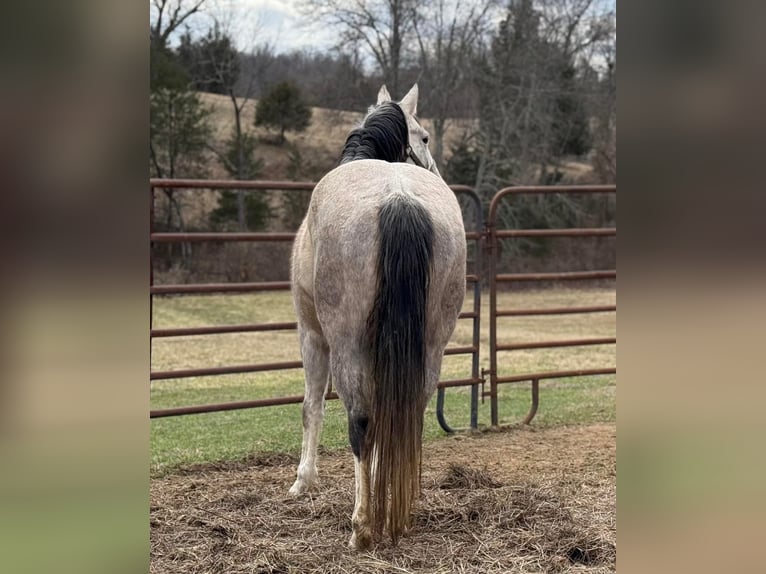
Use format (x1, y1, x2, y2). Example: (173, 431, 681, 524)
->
(151, 287, 615, 476)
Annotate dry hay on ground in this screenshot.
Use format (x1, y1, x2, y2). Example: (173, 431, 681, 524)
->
(151, 423, 616, 573)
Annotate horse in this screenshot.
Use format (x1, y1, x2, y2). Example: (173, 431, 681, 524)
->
(288, 84, 467, 550)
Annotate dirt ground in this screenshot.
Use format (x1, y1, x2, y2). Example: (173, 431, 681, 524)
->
(150, 423, 616, 573)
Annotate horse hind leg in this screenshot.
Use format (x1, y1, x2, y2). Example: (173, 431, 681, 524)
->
(289, 326, 329, 496)
(348, 414, 373, 549)
(331, 349, 373, 549)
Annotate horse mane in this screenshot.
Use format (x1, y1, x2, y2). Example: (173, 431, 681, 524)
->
(340, 102, 408, 164)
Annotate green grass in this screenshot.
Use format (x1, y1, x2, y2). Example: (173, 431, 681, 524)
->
(151, 288, 616, 476)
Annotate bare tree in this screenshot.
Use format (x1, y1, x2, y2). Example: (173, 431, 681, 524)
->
(181, 15, 273, 230)
(297, 0, 418, 96)
(536, 0, 613, 59)
(589, 57, 615, 183)
(580, 3, 616, 183)
(447, 0, 615, 273)
(472, 0, 613, 195)
(150, 0, 207, 49)
(537, 0, 615, 184)
(413, 0, 498, 171)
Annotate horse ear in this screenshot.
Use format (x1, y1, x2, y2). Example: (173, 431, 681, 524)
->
(377, 85, 391, 104)
(399, 84, 419, 116)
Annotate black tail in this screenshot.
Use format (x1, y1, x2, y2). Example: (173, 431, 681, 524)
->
(365, 194, 434, 545)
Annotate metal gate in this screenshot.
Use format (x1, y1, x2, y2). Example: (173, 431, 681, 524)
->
(150, 179, 615, 429)
(485, 185, 617, 426)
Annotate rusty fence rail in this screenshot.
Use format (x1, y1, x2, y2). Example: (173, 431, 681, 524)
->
(486, 185, 617, 426)
(150, 179, 484, 431)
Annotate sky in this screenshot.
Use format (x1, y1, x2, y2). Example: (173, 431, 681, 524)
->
(221, 0, 617, 53)
(154, 0, 335, 53)
(154, 0, 615, 60)
(219, 0, 324, 52)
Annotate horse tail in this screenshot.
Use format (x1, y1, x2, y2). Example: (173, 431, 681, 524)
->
(365, 193, 434, 545)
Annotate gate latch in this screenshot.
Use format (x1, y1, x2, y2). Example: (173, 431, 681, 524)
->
(479, 368, 491, 404)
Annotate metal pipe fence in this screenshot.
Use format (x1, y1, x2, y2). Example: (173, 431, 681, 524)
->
(150, 179, 616, 429)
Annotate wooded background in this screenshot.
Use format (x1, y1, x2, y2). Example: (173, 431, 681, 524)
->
(149, 0, 616, 282)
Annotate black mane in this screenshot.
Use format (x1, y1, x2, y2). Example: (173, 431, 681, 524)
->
(340, 102, 408, 165)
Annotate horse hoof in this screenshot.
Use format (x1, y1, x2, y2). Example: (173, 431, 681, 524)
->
(348, 528, 372, 550)
(288, 480, 307, 497)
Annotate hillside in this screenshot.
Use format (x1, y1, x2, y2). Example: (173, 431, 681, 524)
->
(198, 92, 476, 181)
(158, 92, 595, 234)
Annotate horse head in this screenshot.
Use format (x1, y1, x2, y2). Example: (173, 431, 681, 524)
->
(376, 84, 441, 178)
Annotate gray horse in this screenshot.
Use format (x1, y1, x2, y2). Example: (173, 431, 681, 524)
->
(289, 84, 466, 549)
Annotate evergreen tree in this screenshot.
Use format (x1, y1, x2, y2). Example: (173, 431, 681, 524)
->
(149, 44, 211, 183)
(210, 131, 270, 231)
(551, 62, 591, 158)
(255, 82, 312, 144)
(149, 87, 211, 179)
(210, 189, 270, 231)
(149, 36, 211, 182)
(151, 43, 189, 92)
(445, 140, 481, 187)
(177, 23, 240, 95)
